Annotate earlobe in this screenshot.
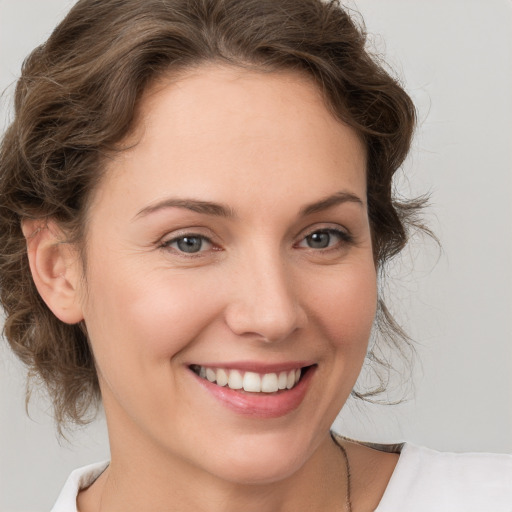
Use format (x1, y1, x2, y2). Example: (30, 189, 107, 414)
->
(22, 219, 84, 324)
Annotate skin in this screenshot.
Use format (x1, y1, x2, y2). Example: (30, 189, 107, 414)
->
(25, 66, 398, 511)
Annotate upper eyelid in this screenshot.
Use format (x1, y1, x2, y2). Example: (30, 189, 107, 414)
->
(297, 223, 350, 240)
(158, 227, 215, 244)
(161, 233, 213, 247)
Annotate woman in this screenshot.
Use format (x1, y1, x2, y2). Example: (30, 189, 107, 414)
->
(0, 0, 510, 510)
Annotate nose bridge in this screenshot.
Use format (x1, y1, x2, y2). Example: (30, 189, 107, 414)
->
(225, 244, 304, 342)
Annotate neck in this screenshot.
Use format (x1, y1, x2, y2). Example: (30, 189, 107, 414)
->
(79, 430, 348, 512)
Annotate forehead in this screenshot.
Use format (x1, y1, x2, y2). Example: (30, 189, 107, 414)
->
(95, 65, 367, 217)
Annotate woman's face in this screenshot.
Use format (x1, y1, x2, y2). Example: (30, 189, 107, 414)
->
(78, 66, 376, 483)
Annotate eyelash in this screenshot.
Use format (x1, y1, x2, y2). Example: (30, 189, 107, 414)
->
(159, 227, 353, 257)
(296, 228, 354, 251)
(159, 233, 215, 256)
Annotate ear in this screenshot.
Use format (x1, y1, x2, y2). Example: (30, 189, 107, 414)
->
(22, 219, 84, 324)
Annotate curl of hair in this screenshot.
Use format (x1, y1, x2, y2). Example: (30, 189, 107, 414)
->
(0, 0, 423, 430)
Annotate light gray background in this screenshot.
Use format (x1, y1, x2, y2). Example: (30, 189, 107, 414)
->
(1, 0, 511, 510)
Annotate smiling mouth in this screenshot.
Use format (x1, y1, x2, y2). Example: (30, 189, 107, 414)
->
(189, 365, 313, 393)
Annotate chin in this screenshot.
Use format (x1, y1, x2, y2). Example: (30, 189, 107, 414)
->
(211, 456, 303, 486)
(197, 429, 316, 486)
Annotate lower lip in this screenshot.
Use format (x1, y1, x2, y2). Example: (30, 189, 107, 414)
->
(192, 367, 316, 419)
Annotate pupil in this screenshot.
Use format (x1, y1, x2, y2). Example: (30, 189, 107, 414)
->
(177, 236, 202, 253)
(308, 231, 330, 249)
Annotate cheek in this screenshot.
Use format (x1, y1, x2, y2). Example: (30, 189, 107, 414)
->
(81, 257, 224, 370)
(303, 260, 377, 352)
(79, 262, 226, 428)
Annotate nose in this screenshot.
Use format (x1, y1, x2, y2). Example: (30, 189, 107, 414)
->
(224, 253, 307, 343)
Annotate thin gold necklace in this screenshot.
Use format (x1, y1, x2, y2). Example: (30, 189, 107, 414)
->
(330, 432, 352, 512)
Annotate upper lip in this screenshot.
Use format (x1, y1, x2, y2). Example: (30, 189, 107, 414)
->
(188, 361, 315, 374)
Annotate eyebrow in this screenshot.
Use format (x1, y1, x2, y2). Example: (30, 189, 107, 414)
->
(134, 191, 363, 220)
(135, 198, 236, 219)
(299, 191, 364, 216)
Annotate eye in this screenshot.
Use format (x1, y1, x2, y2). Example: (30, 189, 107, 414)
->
(298, 229, 350, 250)
(162, 234, 213, 254)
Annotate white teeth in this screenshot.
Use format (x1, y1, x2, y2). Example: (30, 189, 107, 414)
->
(278, 372, 288, 390)
(195, 365, 304, 393)
(216, 368, 228, 387)
(243, 372, 261, 392)
(228, 369, 243, 390)
(286, 370, 295, 389)
(261, 373, 279, 393)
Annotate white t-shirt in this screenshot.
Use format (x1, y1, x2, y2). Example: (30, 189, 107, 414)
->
(51, 443, 512, 512)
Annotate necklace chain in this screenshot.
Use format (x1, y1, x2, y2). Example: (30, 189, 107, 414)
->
(330, 432, 352, 512)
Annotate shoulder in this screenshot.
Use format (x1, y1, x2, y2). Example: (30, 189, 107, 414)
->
(50, 461, 109, 512)
(376, 443, 512, 512)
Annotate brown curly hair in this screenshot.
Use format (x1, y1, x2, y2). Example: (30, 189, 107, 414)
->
(0, 0, 420, 430)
